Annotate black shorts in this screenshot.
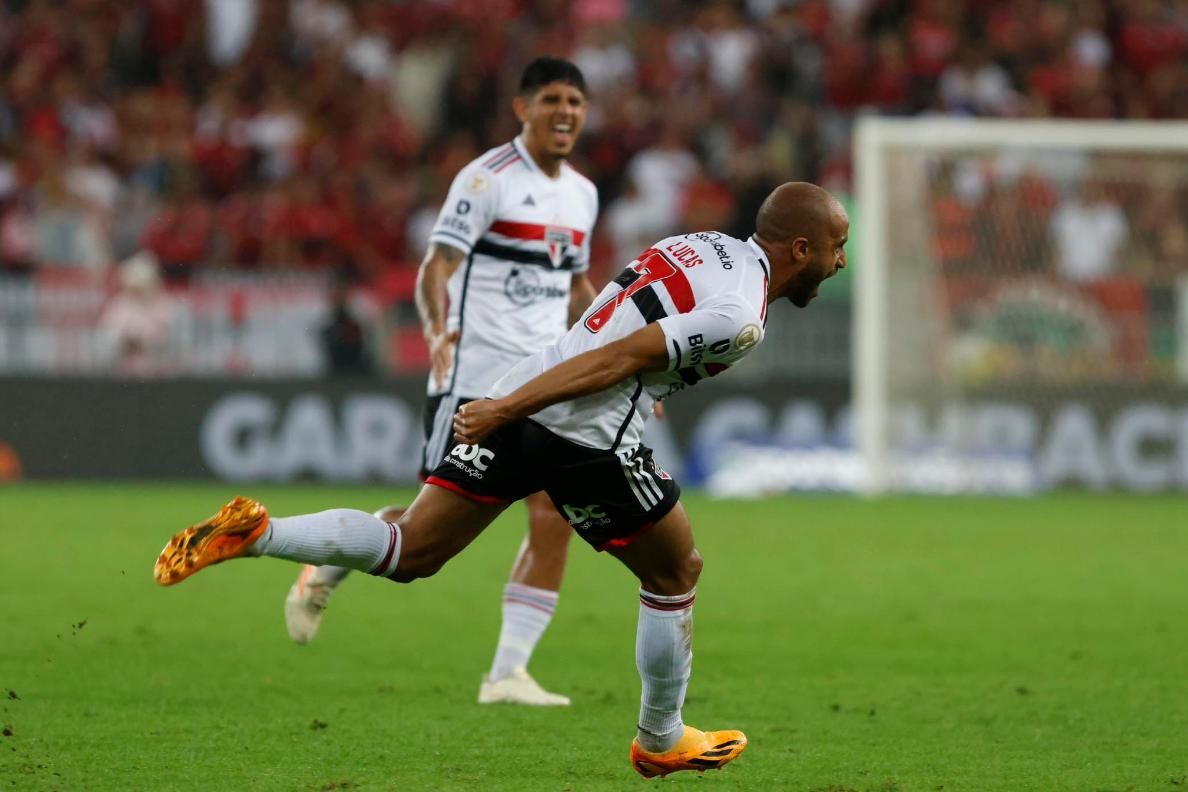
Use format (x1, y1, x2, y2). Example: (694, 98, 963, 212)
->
(419, 394, 475, 479)
(425, 418, 680, 551)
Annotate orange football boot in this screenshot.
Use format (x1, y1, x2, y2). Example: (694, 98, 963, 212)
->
(630, 725, 748, 779)
(153, 496, 269, 586)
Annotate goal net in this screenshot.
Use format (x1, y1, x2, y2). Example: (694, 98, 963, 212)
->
(853, 118, 1188, 494)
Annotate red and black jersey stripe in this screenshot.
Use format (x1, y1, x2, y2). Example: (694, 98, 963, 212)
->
(488, 220, 586, 246)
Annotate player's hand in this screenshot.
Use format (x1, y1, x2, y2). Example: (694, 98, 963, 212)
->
(652, 401, 666, 420)
(453, 399, 511, 446)
(427, 328, 461, 390)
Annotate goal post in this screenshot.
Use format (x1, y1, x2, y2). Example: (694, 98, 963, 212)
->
(853, 117, 1188, 495)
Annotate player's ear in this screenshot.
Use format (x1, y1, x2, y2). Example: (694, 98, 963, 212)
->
(791, 236, 810, 264)
(512, 95, 529, 124)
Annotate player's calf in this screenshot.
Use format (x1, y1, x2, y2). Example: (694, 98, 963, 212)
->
(386, 484, 507, 582)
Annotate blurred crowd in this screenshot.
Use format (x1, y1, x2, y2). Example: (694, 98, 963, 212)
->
(0, 0, 1185, 287)
(929, 152, 1188, 286)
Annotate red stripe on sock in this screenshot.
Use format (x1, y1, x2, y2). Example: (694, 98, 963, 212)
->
(503, 596, 555, 615)
(639, 593, 696, 611)
(369, 521, 398, 575)
(425, 476, 510, 506)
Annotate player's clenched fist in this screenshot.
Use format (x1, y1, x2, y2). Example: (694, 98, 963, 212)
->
(453, 399, 511, 445)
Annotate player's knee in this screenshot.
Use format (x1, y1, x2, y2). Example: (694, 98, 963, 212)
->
(374, 505, 406, 523)
(387, 520, 449, 583)
(388, 552, 445, 583)
(527, 504, 572, 550)
(528, 514, 572, 550)
(682, 548, 704, 590)
(640, 548, 702, 595)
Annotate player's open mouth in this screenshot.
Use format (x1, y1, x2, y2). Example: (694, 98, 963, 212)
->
(551, 123, 574, 144)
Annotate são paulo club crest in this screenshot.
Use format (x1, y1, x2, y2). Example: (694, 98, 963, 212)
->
(545, 227, 573, 268)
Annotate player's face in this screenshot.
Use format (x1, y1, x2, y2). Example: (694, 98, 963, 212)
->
(788, 208, 849, 307)
(516, 81, 587, 161)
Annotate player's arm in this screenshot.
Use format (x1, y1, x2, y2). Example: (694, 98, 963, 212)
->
(568, 272, 599, 326)
(415, 243, 466, 390)
(453, 323, 669, 445)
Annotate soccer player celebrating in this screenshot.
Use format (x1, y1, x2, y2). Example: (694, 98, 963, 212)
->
(283, 57, 599, 707)
(154, 182, 848, 779)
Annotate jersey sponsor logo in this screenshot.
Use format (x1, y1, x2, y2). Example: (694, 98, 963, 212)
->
(686, 231, 734, 269)
(736, 324, 760, 351)
(545, 227, 574, 268)
(440, 215, 472, 235)
(466, 172, 490, 193)
(562, 503, 612, 529)
(504, 266, 567, 306)
(522, 194, 536, 206)
(686, 334, 730, 365)
(447, 443, 494, 477)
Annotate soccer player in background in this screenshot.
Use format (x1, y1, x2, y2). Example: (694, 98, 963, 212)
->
(154, 182, 849, 778)
(284, 57, 600, 707)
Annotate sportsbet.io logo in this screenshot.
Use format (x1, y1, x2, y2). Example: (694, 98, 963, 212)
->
(447, 443, 494, 478)
(504, 267, 567, 306)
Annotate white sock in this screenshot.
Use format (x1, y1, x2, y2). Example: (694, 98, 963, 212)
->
(306, 508, 400, 587)
(488, 583, 559, 680)
(635, 588, 696, 753)
(251, 509, 402, 577)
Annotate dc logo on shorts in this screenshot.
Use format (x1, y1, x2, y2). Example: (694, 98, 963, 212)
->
(450, 443, 494, 472)
(562, 504, 610, 529)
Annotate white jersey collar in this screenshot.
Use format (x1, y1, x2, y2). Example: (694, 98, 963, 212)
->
(746, 236, 772, 283)
(513, 135, 543, 176)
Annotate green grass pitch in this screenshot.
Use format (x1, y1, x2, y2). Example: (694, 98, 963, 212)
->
(2, 484, 1187, 791)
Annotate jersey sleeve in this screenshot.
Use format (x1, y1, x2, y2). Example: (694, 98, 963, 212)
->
(427, 164, 499, 256)
(571, 230, 591, 274)
(656, 294, 765, 373)
(570, 188, 598, 274)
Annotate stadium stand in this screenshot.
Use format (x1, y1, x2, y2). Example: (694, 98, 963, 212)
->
(0, 0, 1183, 375)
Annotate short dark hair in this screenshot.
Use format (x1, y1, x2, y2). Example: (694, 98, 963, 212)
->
(519, 57, 586, 96)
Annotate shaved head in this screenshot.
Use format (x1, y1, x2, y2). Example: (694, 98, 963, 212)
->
(755, 182, 841, 244)
(752, 181, 849, 308)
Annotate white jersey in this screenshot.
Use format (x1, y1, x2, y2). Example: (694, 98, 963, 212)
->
(427, 136, 598, 398)
(491, 232, 770, 452)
